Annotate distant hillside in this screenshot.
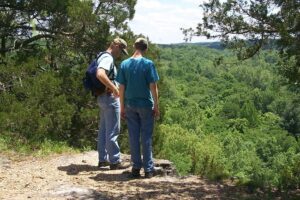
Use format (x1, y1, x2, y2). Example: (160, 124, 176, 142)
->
(158, 40, 278, 51)
(158, 42, 224, 50)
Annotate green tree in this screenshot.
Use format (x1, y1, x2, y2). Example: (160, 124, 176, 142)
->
(157, 44, 300, 190)
(0, 1, 138, 150)
(240, 100, 259, 127)
(0, 0, 136, 58)
(184, 0, 300, 84)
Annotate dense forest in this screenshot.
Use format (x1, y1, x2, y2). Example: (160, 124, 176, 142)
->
(153, 44, 300, 190)
(0, 0, 299, 193)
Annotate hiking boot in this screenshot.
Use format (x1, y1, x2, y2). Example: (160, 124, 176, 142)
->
(128, 168, 141, 179)
(109, 162, 130, 170)
(98, 161, 109, 168)
(144, 171, 155, 179)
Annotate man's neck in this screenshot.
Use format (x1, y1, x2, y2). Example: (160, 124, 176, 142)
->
(132, 50, 143, 58)
(106, 48, 114, 57)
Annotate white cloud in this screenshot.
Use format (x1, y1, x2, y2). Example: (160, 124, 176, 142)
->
(128, 0, 209, 44)
(137, 0, 163, 9)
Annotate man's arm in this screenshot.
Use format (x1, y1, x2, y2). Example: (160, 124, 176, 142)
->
(96, 68, 119, 97)
(150, 82, 159, 119)
(119, 84, 125, 120)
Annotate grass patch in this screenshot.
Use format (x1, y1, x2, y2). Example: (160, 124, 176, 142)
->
(0, 133, 79, 156)
(33, 140, 78, 156)
(0, 136, 9, 151)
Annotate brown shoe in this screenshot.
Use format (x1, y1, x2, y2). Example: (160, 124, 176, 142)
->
(110, 162, 130, 170)
(98, 161, 109, 168)
(145, 170, 155, 179)
(128, 168, 141, 179)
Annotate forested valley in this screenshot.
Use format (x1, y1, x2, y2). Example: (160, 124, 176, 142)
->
(153, 44, 300, 190)
(0, 0, 299, 193)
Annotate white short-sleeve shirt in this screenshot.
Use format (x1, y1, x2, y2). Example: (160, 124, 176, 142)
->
(96, 53, 117, 80)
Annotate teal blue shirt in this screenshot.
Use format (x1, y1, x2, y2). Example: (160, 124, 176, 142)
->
(116, 57, 159, 108)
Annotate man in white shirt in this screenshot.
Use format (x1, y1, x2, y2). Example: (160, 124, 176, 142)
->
(96, 37, 129, 170)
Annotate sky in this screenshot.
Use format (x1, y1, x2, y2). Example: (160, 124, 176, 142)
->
(128, 0, 209, 44)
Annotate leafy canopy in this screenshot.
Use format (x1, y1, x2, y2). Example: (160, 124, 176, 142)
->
(0, 0, 137, 57)
(183, 0, 300, 84)
(0, 0, 138, 150)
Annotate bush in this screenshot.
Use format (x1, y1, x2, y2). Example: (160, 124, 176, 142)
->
(156, 124, 196, 175)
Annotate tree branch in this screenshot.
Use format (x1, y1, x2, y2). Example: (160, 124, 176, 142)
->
(0, 34, 56, 52)
(21, 34, 55, 47)
(94, 1, 103, 15)
(11, 24, 83, 36)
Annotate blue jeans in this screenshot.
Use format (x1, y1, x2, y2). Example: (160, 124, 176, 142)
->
(125, 105, 154, 172)
(97, 94, 120, 164)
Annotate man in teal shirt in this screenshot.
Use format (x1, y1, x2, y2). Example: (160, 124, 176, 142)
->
(116, 37, 159, 178)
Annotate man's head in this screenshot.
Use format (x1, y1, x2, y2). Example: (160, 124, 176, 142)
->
(134, 37, 148, 52)
(110, 37, 128, 57)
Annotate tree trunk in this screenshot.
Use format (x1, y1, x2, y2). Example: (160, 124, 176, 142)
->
(1, 36, 6, 57)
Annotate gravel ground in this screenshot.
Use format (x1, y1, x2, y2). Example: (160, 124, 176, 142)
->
(0, 151, 298, 200)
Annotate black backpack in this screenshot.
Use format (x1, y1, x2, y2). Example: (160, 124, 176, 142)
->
(83, 52, 114, 96)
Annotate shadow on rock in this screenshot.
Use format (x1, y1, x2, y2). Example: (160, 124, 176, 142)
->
(58, 164, 109, 175)
(124, 179, 218, 199)
(89, 170, 133, 182)
(105, 179, 252, 200)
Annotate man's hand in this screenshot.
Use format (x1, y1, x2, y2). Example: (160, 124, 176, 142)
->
(150, 83, 159, 120)
(120, 107, 126, 120)
(119, 84, 125, 119)
(97, 68, 119, 98)
(112, 87, 119, 98)
(153, 104, 160, 120)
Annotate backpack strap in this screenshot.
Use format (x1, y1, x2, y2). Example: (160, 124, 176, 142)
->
(96, 52, 115, 80)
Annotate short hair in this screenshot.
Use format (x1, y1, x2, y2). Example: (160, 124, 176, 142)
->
(134, 38, 148, 51)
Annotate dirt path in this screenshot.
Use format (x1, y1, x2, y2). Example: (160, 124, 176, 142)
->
(0, 151, 297, 200)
